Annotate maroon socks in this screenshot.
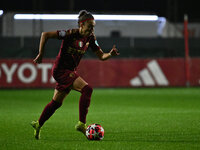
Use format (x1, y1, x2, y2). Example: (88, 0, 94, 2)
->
(38, 100, 62, 126)
(38, 84, 93, 126)
(79, 85, 93, 124)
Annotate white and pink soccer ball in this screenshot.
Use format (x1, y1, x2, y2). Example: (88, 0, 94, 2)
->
(85, 124, 104, 140)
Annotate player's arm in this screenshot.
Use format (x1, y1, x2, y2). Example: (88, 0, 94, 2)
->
(33, 31, 58, 64)
(95, 45, 120, 61)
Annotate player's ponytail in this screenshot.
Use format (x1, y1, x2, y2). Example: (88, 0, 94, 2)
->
(78, 10, 88, 19)
(78, 10, 94, 27)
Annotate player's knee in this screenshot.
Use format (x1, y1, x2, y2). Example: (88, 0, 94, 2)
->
(81, 84, 93, 96)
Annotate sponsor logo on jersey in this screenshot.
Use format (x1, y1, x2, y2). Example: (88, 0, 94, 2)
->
(68, 47, 85, 55)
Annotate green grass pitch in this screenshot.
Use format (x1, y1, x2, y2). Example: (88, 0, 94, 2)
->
(0, 88, 200, 150)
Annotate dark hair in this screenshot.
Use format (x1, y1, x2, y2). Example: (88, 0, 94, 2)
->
(78, 10, 94, 27)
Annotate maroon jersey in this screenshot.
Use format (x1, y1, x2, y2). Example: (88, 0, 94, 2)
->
(53, 29, 100, 71)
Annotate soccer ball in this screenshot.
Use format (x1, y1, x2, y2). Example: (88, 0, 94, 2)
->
(86, 124, 104, 140)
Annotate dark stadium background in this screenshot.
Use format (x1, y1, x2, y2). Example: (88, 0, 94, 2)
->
(1, 0, 200, 87)
(1, 0, 200, 22)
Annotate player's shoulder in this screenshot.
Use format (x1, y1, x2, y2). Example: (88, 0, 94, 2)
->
(89, 33, 97, 40)
(67, 28, 79, 35)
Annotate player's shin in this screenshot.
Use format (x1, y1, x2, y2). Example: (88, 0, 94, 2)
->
(38, 99, 62, 126)
(79, 85, 93, 124)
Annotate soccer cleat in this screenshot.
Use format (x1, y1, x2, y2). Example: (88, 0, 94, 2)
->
(75, 121, 87, 135)
(31, 120, 41, 140)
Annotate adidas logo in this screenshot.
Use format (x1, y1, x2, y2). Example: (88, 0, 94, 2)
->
(130, 60, 169, 86)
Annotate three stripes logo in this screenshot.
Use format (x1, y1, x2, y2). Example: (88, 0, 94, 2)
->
(130, 60, 169, 86)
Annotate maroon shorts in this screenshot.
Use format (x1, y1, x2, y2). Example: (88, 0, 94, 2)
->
(52, 69, 79, 93)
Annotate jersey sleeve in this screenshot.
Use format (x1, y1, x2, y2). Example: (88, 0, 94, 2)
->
(89, 35, 101, 52)
(57, 29, 71, 40)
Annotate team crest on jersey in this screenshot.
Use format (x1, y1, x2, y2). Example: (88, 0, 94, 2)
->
(86, 42, 89, 47)
(69, 72, 75, 78)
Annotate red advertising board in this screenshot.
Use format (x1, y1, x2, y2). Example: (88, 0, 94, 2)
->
(0, 58, 200, 88)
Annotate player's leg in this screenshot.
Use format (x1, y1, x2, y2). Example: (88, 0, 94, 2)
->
(38, 89, 68, 126)
(72, 76, 93, 134)
(31, 89, 69, 139)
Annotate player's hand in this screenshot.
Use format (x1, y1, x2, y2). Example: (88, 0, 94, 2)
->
(110, 45, 120, 56)
(33, 53, 43, 64)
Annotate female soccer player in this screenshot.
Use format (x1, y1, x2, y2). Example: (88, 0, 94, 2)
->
(31, 10, 119, 139)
